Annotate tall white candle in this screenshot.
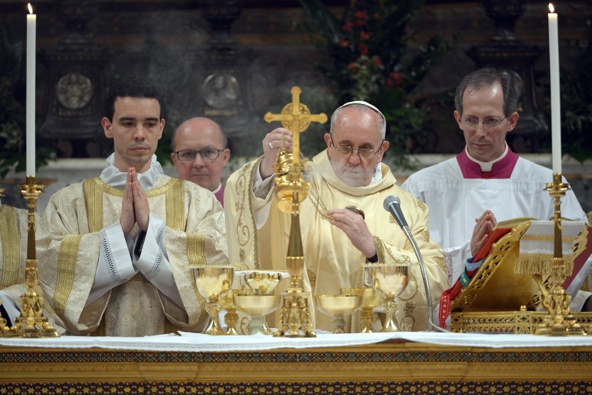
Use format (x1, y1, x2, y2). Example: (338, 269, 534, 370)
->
(26, 3, 36, 177)
(548, 3, 561, 174)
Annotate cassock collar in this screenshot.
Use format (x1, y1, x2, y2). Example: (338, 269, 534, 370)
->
(313, 150, 396, 196)
(100, 153, 164, 190)
(456, 145, 519, 179)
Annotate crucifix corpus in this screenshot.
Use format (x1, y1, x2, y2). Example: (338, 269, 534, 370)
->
(264, 86, 328, 165)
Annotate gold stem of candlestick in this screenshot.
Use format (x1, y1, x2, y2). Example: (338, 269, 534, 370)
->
(9, 176, 59, 338)
(534, 173, 585, 336)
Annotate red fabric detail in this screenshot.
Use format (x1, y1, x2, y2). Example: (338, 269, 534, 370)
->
(456, 148, 519, 179)
(215, 186, 225, 207)
(438, 268, 479, 328)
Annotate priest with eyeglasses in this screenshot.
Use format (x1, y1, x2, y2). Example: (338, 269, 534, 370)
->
(402, 67, 592, 323)
(224, 101, 448, 333)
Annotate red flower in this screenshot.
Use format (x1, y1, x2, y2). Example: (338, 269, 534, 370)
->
(354, 11, 368, 20)
(340, 39, 350, 47)
(390, 72, 403, 86)
(372, 57, 382, 67)
(342, 22, 353, 32)
(347, 62, 358, 73)
(360, 31, 371, 40)
(358, 43, 369, 56)
(386, 78, 394, 87)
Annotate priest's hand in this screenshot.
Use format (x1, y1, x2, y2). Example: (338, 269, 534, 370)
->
(120, 168, 137, 235)
(470, 210, 497, 257)
(120, 168, 150, 234)
(260, 128, 293, 179)
(326, 208, 376, 258)
(130, 168, 150, 232)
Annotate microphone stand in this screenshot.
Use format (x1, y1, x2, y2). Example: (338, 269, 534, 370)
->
(386, 197, 448, 333)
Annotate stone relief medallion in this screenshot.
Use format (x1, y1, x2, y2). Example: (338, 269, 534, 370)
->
(56, 73, 93, 110)
(203, 72, 239, 109)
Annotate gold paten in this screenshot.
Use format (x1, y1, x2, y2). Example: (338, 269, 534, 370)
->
(265, 86, 327, 337)
(1, 176, 59, 338)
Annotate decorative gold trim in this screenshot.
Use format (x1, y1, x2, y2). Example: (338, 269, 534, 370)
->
(54, 235, 82, 318)
(165, 178, 184, 230)
(0, 205, 20, 288)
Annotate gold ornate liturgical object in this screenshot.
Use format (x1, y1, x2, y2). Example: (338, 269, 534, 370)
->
(532, 174, 586, 336)
(264, 86, 327, 337)
(1, 177, 59, 337)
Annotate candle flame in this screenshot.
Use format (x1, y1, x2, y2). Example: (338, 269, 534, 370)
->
(549, 3, 555, 13)
(28, 3, 33, 14)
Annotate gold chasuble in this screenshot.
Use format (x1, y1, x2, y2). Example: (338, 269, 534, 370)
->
(225, 150, 448, 332)
(37, 175, 228, 336)
(0, 205, 27, 290)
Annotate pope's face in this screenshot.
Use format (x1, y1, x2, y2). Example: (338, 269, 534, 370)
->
(454, 83, 518, 162)
(324, 107, 388, 187)
(101, 97, 164, 173)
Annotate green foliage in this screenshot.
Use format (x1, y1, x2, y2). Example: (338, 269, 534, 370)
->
(299, 0, 449, 169)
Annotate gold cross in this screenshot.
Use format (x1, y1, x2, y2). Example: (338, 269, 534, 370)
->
(264, 86, 327, 164)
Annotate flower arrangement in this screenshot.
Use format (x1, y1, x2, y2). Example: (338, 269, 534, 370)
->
(300, 0, 449, 168)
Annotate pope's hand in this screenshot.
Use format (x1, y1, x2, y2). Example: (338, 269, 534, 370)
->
(470, 210, 497, 257)
(260, 128, 293, 179)
(326, 208, 375, 258)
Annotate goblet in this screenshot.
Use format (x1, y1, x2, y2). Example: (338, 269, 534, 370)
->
(367, 264, 409, 332)
(192, 266, 235, 336)
(315, 294, 362, 333)
(344, 288, 382, 333)
(233, 290, 281, 335)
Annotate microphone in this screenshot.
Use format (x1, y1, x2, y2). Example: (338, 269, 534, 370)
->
(383, 196, 407, 228)
(383, 195, 444, 332)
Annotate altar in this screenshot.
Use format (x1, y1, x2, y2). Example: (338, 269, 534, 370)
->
(2, 332, 592, 394)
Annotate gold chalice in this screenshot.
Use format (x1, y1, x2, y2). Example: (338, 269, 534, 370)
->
(315, 294, 362, 334)
(192, 266, 235, 336)
(233, 289, 281, 335)
(350, 288, 382, 333)
(366, 264, 409, 332)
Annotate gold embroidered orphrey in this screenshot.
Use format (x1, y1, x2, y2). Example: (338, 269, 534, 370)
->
(264, 86, 327, 337)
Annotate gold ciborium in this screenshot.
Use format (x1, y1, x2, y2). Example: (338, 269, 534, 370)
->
(240, 270, 286, 294)
(366, 264, 409, 332)
(192, 266, 234, 336)
(233, 289, 281, 335)
(315, 294, 362, 334)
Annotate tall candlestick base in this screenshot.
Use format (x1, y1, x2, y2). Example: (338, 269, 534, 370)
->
(10, 176, 59, 338)
(534, 173, 586, 336)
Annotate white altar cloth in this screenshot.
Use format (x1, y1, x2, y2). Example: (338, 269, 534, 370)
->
(1, 331, 592, 352)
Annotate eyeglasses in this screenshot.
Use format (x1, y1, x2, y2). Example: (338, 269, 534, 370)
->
(175, 149, 224, 162)
(330, 135, 383, 160)
(460, 116, 507, 130)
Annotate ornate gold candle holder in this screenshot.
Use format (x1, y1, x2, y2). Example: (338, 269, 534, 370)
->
(0, 176, 59, 338)
(533, 173, 586, 336)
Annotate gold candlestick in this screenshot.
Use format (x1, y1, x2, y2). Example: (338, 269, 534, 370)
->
(10, 176, 59, 337)
(534, 173, 585, 336)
